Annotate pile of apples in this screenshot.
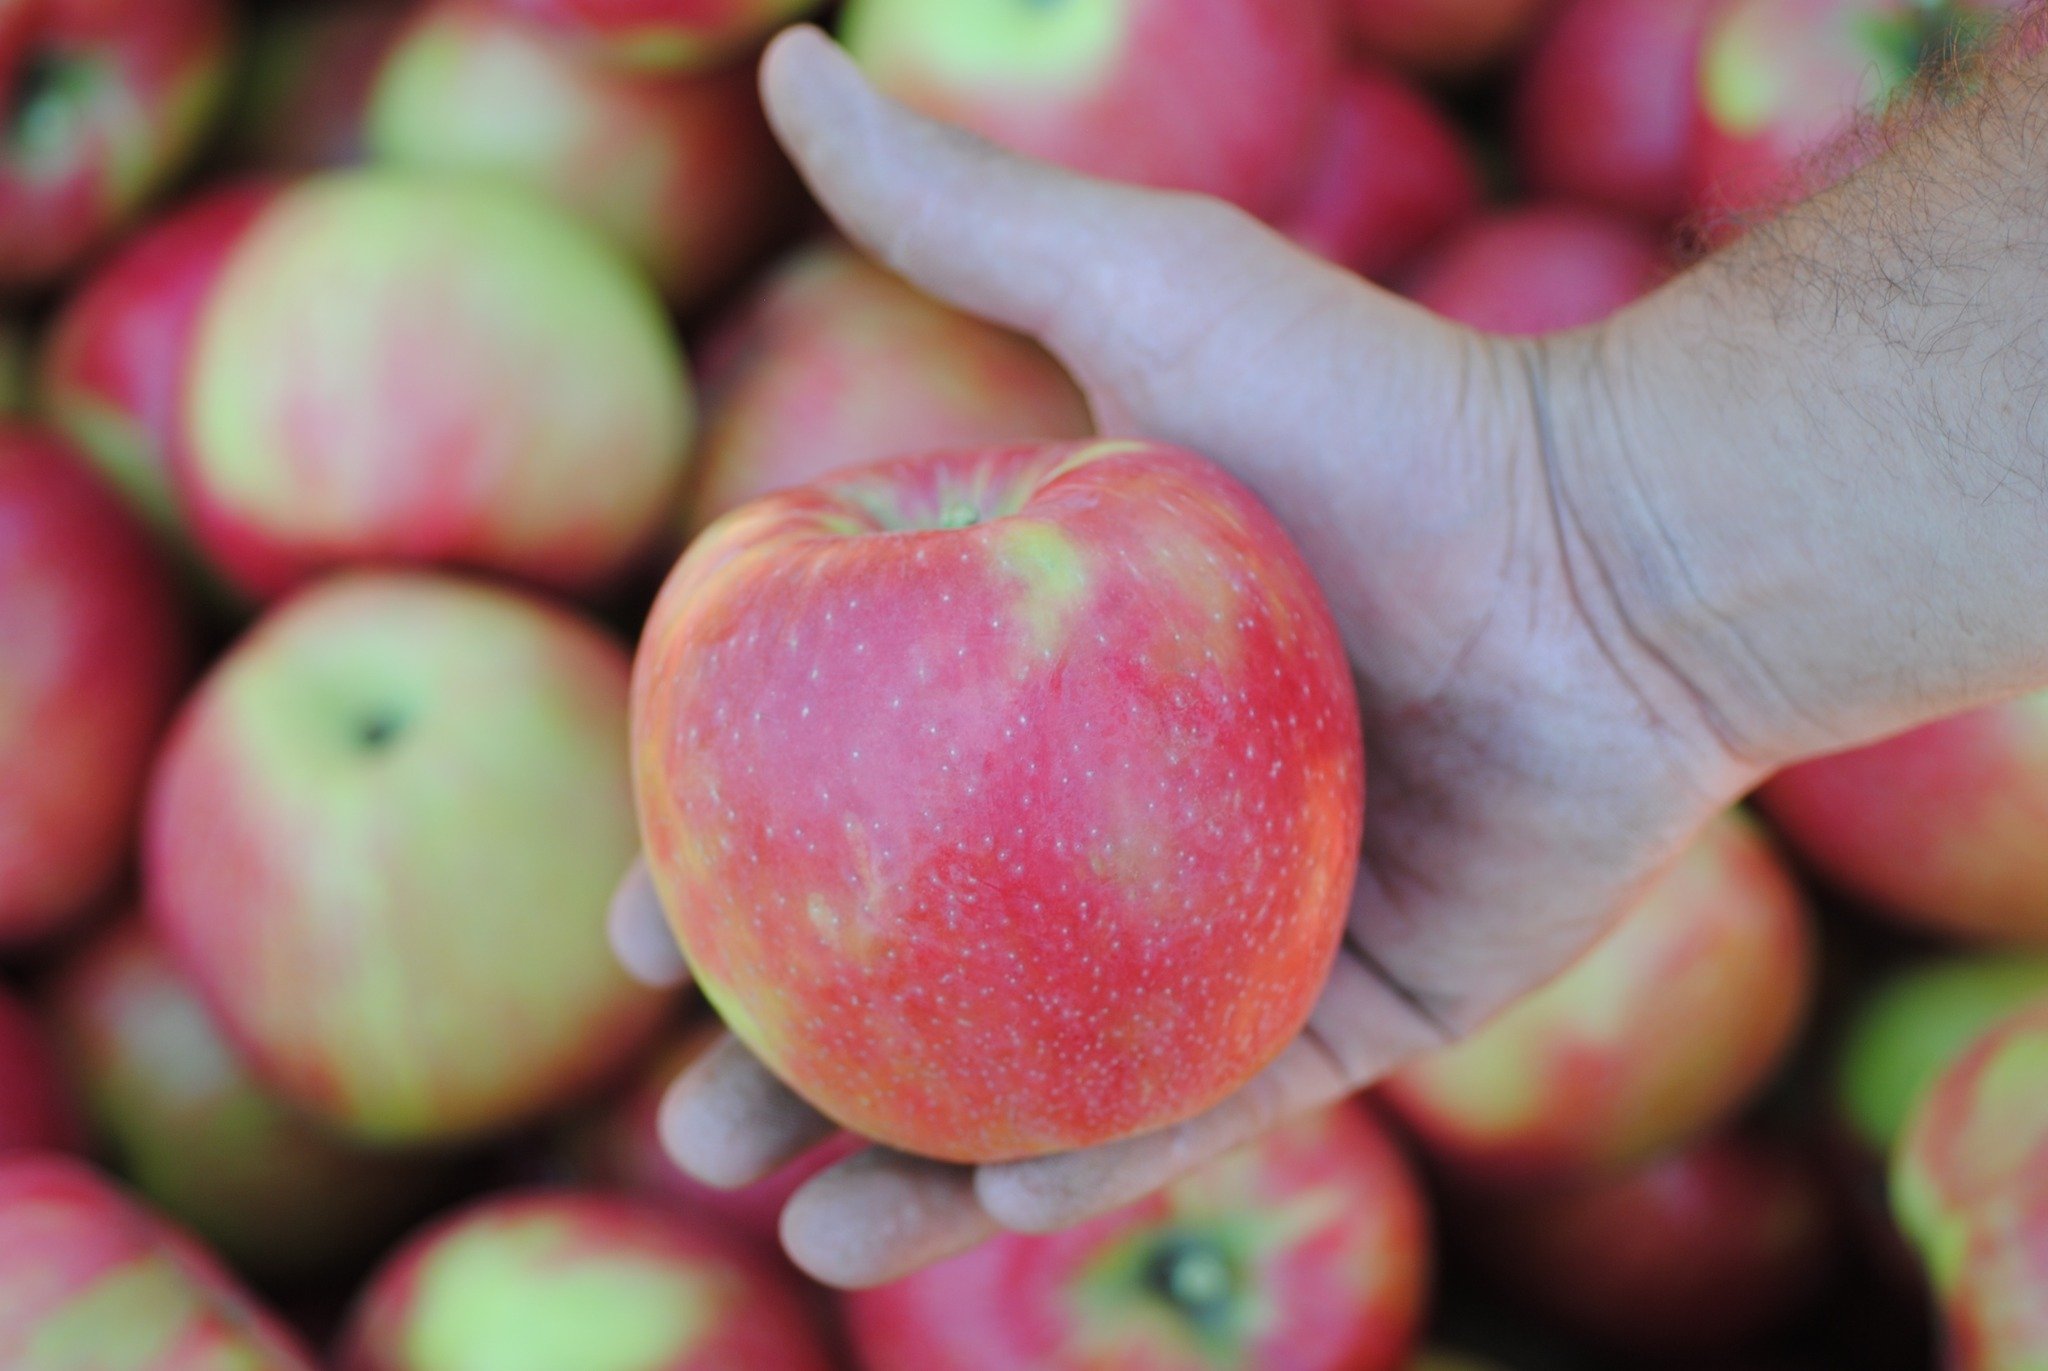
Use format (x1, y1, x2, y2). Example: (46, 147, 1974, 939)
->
(2, 0, 2045, 1368)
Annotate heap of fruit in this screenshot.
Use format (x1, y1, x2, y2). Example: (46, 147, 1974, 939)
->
(0, 1, 2043, 1368)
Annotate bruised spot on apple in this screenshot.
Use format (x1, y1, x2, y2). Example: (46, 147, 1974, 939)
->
(634, 440, 1364, 1163)
(844, 1105, 1428, 1371)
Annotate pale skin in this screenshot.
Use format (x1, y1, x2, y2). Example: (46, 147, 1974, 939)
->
(611, 21, 2048, 1287)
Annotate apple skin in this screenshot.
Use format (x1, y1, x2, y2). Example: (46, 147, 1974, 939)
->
(1514, 0, 1719, 224)
(223, 0, 411, 172)
(1758, 695, 2048, 944)
(557, 1019, 861, 1249)
(1466, 1133, 1834, 1354)
(368, 1, 799, 308)
(1339, 0, 1556, 77)
(0, 1154, 318, 1370)
(485, 0, 824, 70)
(144, 571, 672, 1144)
(0, 985, 79, 1154)
(845, 1104, 1427, 1371)
(339, 1189, 840, 1371)
(1401, 203, 1671, 335)
(37, 182, 278, 557)
(0, 424, 186, 947)
(685, 241, 1093, 536)
(1893, 1002, 2048, 1371)
(177, 171, 696, 604)
(634, 440, 1364, 1163)
(1379, 810, 1815, 1188)
(840, 0, 1339, 219)
(0, 0, 233, 293)
(49, 917, 448, 1280)
(1277, 64, 1483, 282)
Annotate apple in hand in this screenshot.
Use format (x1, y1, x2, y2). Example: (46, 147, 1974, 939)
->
(1277, 64, 1483, 282)
(0, 986, 77, 1154)
(846, 1105, 1428, 1371)
(177, 171, 695, 603)
(840, 0, 1339, 219)
(1379, 811, 1815, 1188)
(223, 0, 411, 172)
(50, 917, 448, 1280)
(37, 182, 277, 557)
(1514, 0, 1719, 224)
(1894, 1002, 2048, 1371)
(1466, 1133, 1834, 1354)
(368, 1, 799, 307)
(556, 1019, 861, 1249)
(0, 1155, 316, 1370)
(634, 440, 1364, 1162)
(1758, 693, 2048, 944)
(0, 0, 233, 292)
(1401, 203, 1671, 335)
(1339, 0, 1556, 78)
(0, 424, 185, 947)
(339, 1189, 840, 1371)
(484, 0, 824, 70)
(145, 572, 672, 1143)
(685, 240, 1093, 535)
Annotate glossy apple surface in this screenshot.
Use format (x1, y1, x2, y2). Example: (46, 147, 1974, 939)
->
(1402, 202, 1670, 335)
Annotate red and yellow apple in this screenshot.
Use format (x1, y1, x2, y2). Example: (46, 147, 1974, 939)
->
(339, 1189, 840, 1371)
(145, 571, 672, 1143)
(1514, 0, 1718, 223)
(1277, 64, 1483, 282)
(1401, 203, 1671, 336)
(845, 1105, 1428, 1371)
(368, 2, 799, 307)
(839, 0, 1339, 219)
(1339, 0, 1556, 77)
(484, 0, 823, 70)
(0, 0, 233, 292)
(50, 917, 447, 1279)
(0, 1154, 316, 1370)
(685, 240, 1093, 535)
(1758, 694, 2048, 944)
(0, 985, 77, 1154)
(0, 423, 185, 947)
(223, 0, 411, 172)
(176, 171, 695, 603)
(1379, 811, 1815, 1187)
(634, 440, 1364, 1162)
(1466, 1133, 1833, 1354)
(1893, 1002, 2048, 1370)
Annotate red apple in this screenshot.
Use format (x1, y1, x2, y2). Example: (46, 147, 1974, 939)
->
(0, 985, 77, 1154)
(1894, 1002, 2048, 1370)
(223, 0, 411, 172)
(176, 171, 696, 603)
(846, 1105, 1427, 1371)
(484, 0, 824, 70)
(685, 240, 1093, 535)
(50, 917, 448, 1279)
(0, 1154, 317, 1370)
(557, 1019, 861, 1248)
(633, 440, 1364, 1162)
(1514, 0, 1718, 224)
(367, 1, 799, 307)
(1758, 695, 2048, 944)
(1401, 203, 1671, 335)
(145, 571, 672, 1143)
(37, 182, 278, 557)
(0, 0, 233, 292)
(0, 424, 185, 946)
(1379, 811, 1815, 1188)
(1277, 64, 1483, 282)
(839, 0, 1339, 219)
(339, 1189, 840, 1371)
(1467, 1133, 1833, 1354)
(1339, 0, 1556, 77)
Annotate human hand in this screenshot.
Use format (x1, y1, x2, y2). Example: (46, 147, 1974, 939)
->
(610, 25, 1763, 1288)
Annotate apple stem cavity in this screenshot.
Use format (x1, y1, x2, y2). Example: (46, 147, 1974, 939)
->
(354, 709, 406, 754)
(1145, 1235, 1240, 1328)
(6, 50, 88, 156)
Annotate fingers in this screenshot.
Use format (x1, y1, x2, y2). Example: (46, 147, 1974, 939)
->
(659, 1032, 840, 1189)
(608, 860, 689, 988)
(782, 1148, 996, 1289)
